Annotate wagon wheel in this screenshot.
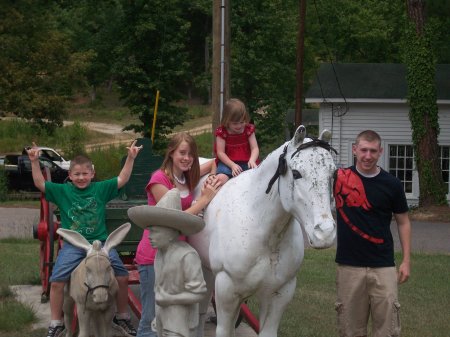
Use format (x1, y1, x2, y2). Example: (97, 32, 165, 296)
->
(33, 167, 60, 303)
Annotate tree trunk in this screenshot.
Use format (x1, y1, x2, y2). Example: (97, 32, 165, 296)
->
(406, 0, 425, 35)
(416, 115, 446, 206)
(405, 0, 447, 206)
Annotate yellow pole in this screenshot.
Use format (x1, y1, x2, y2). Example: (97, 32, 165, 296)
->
(151, 90, 160, 144)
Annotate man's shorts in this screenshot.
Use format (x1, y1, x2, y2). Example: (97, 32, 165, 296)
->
(335, 264, 401, 337)
(50, 241, 129, 282)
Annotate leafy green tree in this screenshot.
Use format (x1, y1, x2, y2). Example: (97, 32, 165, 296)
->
(113, 0, 212, 152)
(230, 1, 298, 154)
(426, 0, 450, 63)
(305, 0, 405, 63)
(182, 0, 212, 103)
(55, 0, 124, 99)
(0, 1, 92, 132)
(404, 0, 447, 206)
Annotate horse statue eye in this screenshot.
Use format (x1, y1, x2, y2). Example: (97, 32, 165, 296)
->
(292, 169, 302, 179)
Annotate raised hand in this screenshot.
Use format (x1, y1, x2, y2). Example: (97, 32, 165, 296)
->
(126, 140, 143, 159)
(25, 142, 40, 162)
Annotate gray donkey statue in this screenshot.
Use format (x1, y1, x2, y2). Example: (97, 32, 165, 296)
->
(56, 222, 131, 337)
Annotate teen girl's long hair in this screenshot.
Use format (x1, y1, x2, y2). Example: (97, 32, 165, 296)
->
(161, 132, 200, 191)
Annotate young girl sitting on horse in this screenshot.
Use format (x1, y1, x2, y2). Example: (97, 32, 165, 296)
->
(214, 98, 260, 184)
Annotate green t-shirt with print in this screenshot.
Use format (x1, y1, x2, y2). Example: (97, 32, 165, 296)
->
(45, 178, 119, 242)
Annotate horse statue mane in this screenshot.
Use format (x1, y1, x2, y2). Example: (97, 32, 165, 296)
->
(56, 223, 131, 337)
(190, 125, 337, 337)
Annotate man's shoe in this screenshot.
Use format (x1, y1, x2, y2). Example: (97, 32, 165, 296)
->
(46, 325, 65, 337)
(113, 316, 137, 337)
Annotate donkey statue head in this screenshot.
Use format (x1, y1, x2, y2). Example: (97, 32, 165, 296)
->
(56, 222, 131, 337)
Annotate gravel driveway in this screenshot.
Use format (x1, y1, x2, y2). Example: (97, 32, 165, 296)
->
(1, 207, 449, 253)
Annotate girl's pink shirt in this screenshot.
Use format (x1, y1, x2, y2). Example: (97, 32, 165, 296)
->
(134, 169, 194, 265)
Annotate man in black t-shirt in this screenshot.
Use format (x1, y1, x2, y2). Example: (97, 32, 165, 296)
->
(333, 130, 411, 337)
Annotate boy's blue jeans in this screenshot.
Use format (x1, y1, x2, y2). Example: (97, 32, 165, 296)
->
(50, 241, 129, 282)
(137, 264, 157, 337)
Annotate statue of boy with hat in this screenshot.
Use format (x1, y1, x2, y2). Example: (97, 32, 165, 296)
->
(128, 189, 207, 337)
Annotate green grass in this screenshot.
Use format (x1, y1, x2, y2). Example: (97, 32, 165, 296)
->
(246, 248, 450, 337)
(1, 239, 448, 336)
(0, 240, 41, 333)
(0, 119, 111, 154)
(194, 132, 215, 158)
(0, 199, 40, 208)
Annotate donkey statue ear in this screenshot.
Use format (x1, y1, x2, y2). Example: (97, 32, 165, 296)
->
(103, 222, 131, 254)
(319, 129, 332, 143)
(56, 228, 91, 252)
(292, 125, 306, 147)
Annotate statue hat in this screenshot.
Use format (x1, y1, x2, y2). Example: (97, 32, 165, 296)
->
(127, 188, 205, 236)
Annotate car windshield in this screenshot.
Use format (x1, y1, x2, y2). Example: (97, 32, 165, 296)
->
(41, 149, 61, 161)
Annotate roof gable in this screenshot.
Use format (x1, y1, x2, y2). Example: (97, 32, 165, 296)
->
(305, 63, 450, 101)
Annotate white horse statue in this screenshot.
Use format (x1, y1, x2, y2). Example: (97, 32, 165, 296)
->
(189, 125, 337, 337)
(56, 223, 131, 337)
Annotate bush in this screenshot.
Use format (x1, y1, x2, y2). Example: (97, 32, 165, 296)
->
(60, 121, 88, 158)
(88, 145, 127, 181)
(194, 133, 214, 158)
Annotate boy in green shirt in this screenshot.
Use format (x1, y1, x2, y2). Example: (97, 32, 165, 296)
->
(27, 141, 142, 337)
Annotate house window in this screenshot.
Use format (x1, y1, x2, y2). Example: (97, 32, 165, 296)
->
(389, 145, 414, 193)
(440, 146, 449, 194)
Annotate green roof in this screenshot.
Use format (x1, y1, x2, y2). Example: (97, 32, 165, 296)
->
(305, 63, 450, 100)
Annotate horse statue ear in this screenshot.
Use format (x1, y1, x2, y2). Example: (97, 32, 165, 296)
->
(293, 125, 306, 147)
(319, 129, 332, 143)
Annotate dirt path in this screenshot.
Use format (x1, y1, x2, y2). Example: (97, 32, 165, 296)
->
(64, 120, 212, 150)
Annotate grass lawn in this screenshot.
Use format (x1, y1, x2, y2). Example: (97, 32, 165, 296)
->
(0, 239, 448, 336)
(276, 248, 450, 337)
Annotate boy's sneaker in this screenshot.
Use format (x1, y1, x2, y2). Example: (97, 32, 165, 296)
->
(46, 325, 65, 337)
(112, 316, 137, 337)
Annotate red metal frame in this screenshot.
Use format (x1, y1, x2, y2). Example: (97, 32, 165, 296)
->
(35, 168, 61, 303)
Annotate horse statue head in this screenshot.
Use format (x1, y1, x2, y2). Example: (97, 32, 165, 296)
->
(266, 125, 337, 248)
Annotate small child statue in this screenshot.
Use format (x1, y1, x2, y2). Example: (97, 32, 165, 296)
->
(128, 189, 207, 337)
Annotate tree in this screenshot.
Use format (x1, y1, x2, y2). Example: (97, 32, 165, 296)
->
(113, 0, 208, 152)
(230, 0, 298, 154)
(0, 1, 92, 132)
(305, 0, 405, 63)
(404, 0, 447, 206)
(55, 0, 125, 100)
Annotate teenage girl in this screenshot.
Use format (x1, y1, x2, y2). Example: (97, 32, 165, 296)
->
(134, 132, 219, 337)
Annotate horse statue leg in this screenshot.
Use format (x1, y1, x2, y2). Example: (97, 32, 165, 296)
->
(258, 278, 297, 337)
(258, 218, 304, 337)
(214, 272, 244, 337)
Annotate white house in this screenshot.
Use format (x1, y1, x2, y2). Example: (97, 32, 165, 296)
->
(305, 63, 450, 205)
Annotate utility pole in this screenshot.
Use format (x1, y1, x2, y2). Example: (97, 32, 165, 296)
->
(212, 0, 230, 134)
(295, 0, 307, 128)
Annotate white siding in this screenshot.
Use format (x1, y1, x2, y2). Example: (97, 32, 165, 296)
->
(319, 101, 450, 205)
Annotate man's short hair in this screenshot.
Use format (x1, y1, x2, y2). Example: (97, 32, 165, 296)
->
(356, 130, 381, 145)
